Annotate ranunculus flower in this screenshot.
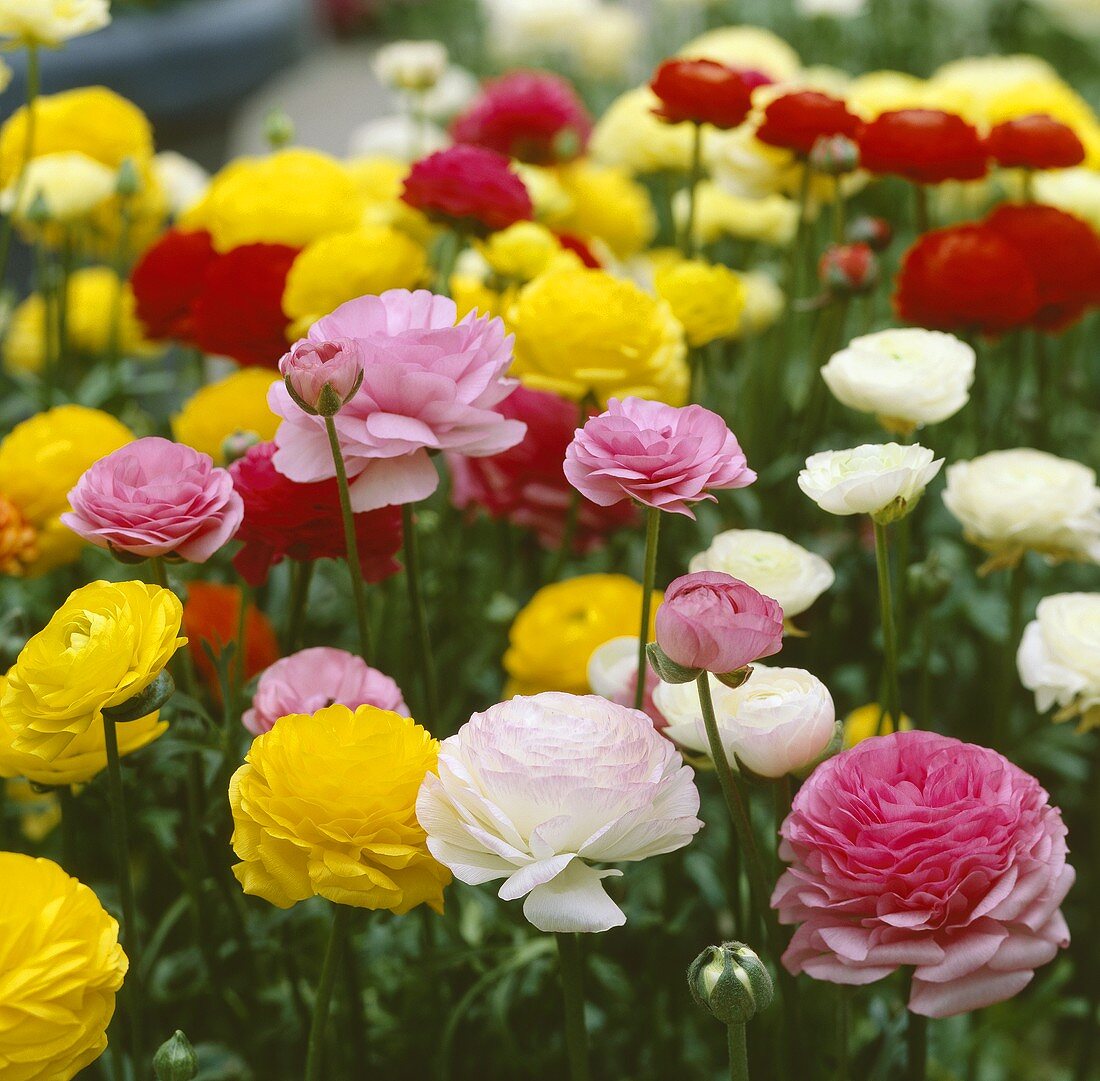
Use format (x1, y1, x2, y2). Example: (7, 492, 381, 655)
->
(0, 0, 109, 45)
(130, 228, 218, 343)
(0, 152, 115, 222)
(943, 449, 1100, 570)
(586, 636, 666, 730)
(271, 289, 526, 511)
(63, 437, 243, 563)
(451, 69, 593, 165)
(649, 58, 756, 130)
(416, 692, 702, 932)
(689, 529, 834, 620)
(230, 441, 403, 586)
(987, 114, 1086, 171)
(773, 730, 1074, 1017)
(755, 91, 862, 156)
(655, 572, 784, 675)
(656, 665, 835, 778)
(372, 39, 448, 92)
(1018, 592, 1100, 731)
(0, 853, 126, 1081)
(1, 581, 184, 760)
(564, 397, 755, 518)
(244, 647, 408, 735)
(798, 442, 944, 521)
(230, 704, 451, 911)
(858, 109, 988, 184)
(820, 327, 976, 433)
(278, 337, 363, 415)
(402, 145, 534, 234)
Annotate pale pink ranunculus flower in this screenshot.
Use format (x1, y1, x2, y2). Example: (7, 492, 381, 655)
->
(62, 436, 243, 563)
(242, 647, 408, 736)
(278, 337, 363, 415)
(563, 397, 755, 518)
(772, 730, 1074, 1018)
(415, 692, 703, 933)
(269, 289, 526, 511)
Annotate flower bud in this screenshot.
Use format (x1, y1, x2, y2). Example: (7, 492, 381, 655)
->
(906, 555, 952, 607)
(115, 157, 141, 198)
(846, 214, 893, 252)
(279, 338, 363, 417)
(819, 242, 878, 296)
(153, 1030, 198, 1081)
(221, 429, 262, 465)
(809, 133, 860, 176)
(688, 942, 774, 1025)
(25, 190, 50, 225)
(265, 109, 296, 150)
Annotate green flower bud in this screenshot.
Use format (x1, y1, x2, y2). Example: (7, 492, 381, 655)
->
(265, 109, 296, 150)
(153, 1030, 198, 1081)
(221, 428, 262, 465)
(102, 670, 175, 724)
(687, 942, 774, 1025)
(116, 157, 142, 198)
(646, 641, 701, 685)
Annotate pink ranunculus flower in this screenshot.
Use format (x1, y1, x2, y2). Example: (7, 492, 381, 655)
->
(279, 337, 363, 415)
(62, 436, 243, 563)
(655, 572, 784, 675)
(242, 647, 408, 736)
(772, 730, 1074, 1018)
(270, 289, 527, 511)
(563, 397, 755, 518)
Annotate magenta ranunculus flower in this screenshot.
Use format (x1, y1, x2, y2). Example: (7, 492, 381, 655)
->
(62, 436, 244, 563)
(563, 397, 755, 518)
(655, 572, 784, 675)
(270, 289, 527, 511)
(773, 730, 1074, 1018)
(242, 647, 408, 736)
(279, 337, 363, 415)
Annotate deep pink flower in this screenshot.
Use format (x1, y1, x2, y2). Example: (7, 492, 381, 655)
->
(270, 289, 527, 511)
(62, 436, 243, 563)
(655, 572, 784, 674)
(243, 647, 408, 736)
(279, 338, 363, 415)
(563, 397, 755, 518)
(773, 730, 1074, 1018)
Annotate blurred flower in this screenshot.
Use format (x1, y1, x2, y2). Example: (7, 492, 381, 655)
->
(130, 228, 218, 343)
(477, 221, 569, 280)
(796, 0, 866, 15)
(3, 778, 59, 841)
(650, 58, 757, 130)
(230, 704, 450, 911)
(554, 160, 656, 258)
(808, 133, 860, 176)
(678, 25, 801, 82)
(416, 691, 701, 932)
(818, 242, 878, 297)
(654, 258, 746, 346)
(845, 214, 892, 251)
(373, 39, 448, 93)
(244, 647, 407, 736)
(575, 4, 643, 82)
(152, 150, 210, 217)
(674, 182, 798, 247)
(1034, 167, 1100, 233)
(590, 87, 698, 174)
(0, 0, 109, 44)
(1030, 0, 1100, 36)
(172, 369, 280, 465)
(182, 582, 278, 694)
(756, 91, 862, 157)
(841, 703, 911, 747)
(0, 853, 126, 1081)
(987, 114, 1085, 171)
(64, 437, 243, 564)
(345, 155, 436, 242)
(0, 498, 38, 577)
(0, 151, 115, 221)
(774, 730, 1074, 1017)
(347, 116, 449, 162)
(2, 580, 184, 760)
(1018, 593, 1100, 731)
(586, 636, 665, 730)
(739, 270, 786, 335)
(859, 109, 987, 184)
(279, 338, 363, 416)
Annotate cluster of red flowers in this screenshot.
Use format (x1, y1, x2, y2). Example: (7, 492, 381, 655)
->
(130, 229, 297, 367)
(895, 204, 1100, 334)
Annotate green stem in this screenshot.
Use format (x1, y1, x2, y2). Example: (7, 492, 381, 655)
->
(555, 933, 591, 1081)
(635, 507, 662, 711)
(835, 989, 850, 1080)
(872, 521, 901, 737)
(305, 904, 351, 1081)
(149, 556, 169, 591)
(285, 559, 315, 652)
(912, 184, 930, 235)
(682, 123, 704, 258)
(0, 42, 40, 283)
(727, 1022, 749, 1081)
(994, 560, 1027, 749)
(548, 486, 581, 582)
(402, 502, 440, 731)
(323, 415, 372, 661)
(906, 1006, 928, 1081)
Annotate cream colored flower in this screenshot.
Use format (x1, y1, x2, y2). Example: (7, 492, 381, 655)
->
(678, 25, 801, 82)
(0, 0, 109, 45)
(738, 270, 786, 336)
(152, 150, 209, 217)
(347, 116, 449, 162)
(0, 152, 115, 222)
(1034, 168, 1100, 233)
(590, 87, 698, 174)
(372, 40, 448, 92)
(674, 181, 798, 247)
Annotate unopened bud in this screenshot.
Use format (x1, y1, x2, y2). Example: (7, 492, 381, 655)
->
(906, 555, 951, 606)
(115, 158, 141, 198)
(688, 943, 774, 1025)
(221, 429, 262, 464)
(265, 110, 296, 151)
(819, 242, 878, 296)
(153, 1030, 198, 1081)
(809, 133, 860, 176)
(279, 338, 363, 417)
(25, 191, 50, 224)
(846, 214, 893, 252)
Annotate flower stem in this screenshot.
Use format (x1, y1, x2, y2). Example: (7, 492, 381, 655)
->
(682, 123, 705, 258)
(323, 415, 372, 662)
(555, 933, 591, 1081)
(402, 502, 439, 731)
(906, 1007, 928, 1081)
(305, 903, 351, 1081)
(994, 559, 1027, 749)
(548, 486, 581, 582)
(912, 184, 930, 235)
(0, 42, 39, 283)
(635, 507, 662, 711)
(727, 1022, 749, 1081)
(285, 559, 315, 652)
(872, 520, 901, 737)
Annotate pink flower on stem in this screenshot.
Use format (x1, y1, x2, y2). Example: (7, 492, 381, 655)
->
(62, 436, 243, 563)
(564, 397, 755, 518)
(279, 338, 363, 416)
(773, 730, 1074, 1018)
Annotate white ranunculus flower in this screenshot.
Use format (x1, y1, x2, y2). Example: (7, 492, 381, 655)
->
(153, 151, 209, 218)
(1034, 168, 1100, 234)
(575, 5, 644, 82)
(1018, 593, 1100, 730)
(0, 0, 109, 45)
(347, 115, 449, 163)
(796, 0, 867, 15)
(416, 692, 702, 933)
(0, 152, 115, 222)
(798, 443, 944, 521)
(655, 666, 836, 779)
(586, 636, 637, 701)
(417, 66, 480, 122)
(372, 40, 449, 93)
(482, 0, 600, 65)
(821, 328, 976, 433)
(689, 529, 834, 619)
(943, 449, 1100, 569)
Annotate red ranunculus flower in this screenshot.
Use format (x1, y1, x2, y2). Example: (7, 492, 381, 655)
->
(229, 441, 403, 586)
(130, 229, 218, 342)
(649, 58, 758, 131)
(402, 145, 533, 234)
(446, 385, 636, 551)
(182, 581, 280, 694)
(859, 109, 988, 184)
(756, 90, 862, 156)
(987, 114, 1086, 171)
(894, 223, 1039, 334)
(451, 70, 593, 165)
(191, 243, 299, 367)
(984, 204, 1100, 331)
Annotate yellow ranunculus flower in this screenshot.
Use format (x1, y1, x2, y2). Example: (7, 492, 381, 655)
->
(0, 151, 115, 222)
(513, 162, 575, 223)
(181, 148, 364, 252)
(0, 404, 133, 575)
(451, 273, 513, 321)
(478, 221, 565, 282)
(2, 581, 185, 760)
(590, 87, 699, 174)
(676, 181, 798, 248)
(554, 161, 656, 259)
(738, 270, 786, 337)
(847, 70, 936, 120)
(0, 852, 126, 1081)
(1034, 168, 1100, 233)
(282, 226, 429, 337)
(503, 574, 663, 697)
(346, 154, 435, 244)
(678, 25, 801, 82)
(229, 704, 451, 912)
(3, 267, 153, 375)
(654, 257, 747, 348)
(509, 267, 689, 406)
(172, 368, 279, 465)
(0, 0, 109, 46)
(842, 703, 913, 748)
